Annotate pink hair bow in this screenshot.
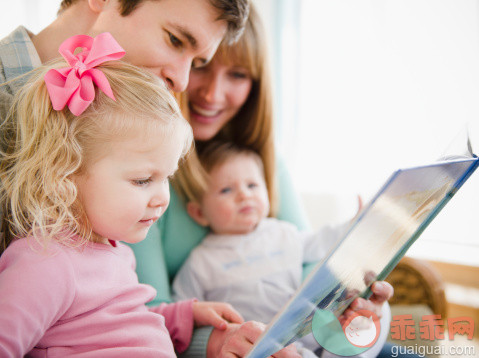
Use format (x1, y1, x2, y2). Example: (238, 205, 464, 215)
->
(44, 32, 125, 116)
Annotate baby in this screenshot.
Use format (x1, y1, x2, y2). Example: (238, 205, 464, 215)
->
(172, 141, 392, 357)
(173, 141, 344, 321)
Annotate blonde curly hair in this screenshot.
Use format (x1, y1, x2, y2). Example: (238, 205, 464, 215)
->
(1, 59, 192, 253)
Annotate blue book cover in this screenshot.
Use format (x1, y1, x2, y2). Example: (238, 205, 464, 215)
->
(246, 140, 478, 358)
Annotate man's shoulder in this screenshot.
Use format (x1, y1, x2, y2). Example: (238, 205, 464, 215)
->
(0, 26, 41, 91)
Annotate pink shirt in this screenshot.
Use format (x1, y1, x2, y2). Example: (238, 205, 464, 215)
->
(0, 237, 194, 357)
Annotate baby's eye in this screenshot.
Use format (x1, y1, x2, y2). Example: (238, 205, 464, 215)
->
(248, 182, 258, 189)
(133, 178, 152, 186)
(220, 187, 232, 194)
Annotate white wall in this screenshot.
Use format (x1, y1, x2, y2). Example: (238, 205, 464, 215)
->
(0, 0, 58, 38)
(291, 0, 479, 266)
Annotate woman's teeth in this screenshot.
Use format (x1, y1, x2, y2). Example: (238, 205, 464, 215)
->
(191, 104, 220, 117)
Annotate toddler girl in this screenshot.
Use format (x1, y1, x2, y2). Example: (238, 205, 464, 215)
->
(0, 33, 242, 357)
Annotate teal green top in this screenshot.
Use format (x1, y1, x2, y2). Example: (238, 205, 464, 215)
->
(129, 159, 310, 356)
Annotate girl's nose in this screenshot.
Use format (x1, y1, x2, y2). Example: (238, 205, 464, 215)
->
(149, 182, 170, 208)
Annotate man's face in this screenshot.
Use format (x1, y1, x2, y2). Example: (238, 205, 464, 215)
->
(91, 0, 227, 92)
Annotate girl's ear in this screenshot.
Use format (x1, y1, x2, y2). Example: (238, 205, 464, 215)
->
(186, 201, 209, 227)
(88, 0, 109, 13)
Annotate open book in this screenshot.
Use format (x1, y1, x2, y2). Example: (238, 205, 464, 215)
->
(246, 138, 478, 358)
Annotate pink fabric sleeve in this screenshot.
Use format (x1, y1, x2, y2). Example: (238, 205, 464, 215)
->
(149, 299, 195, 353)
(0, 240, 75, 357)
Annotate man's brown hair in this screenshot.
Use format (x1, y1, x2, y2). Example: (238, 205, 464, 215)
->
(59, 0, 249, 43)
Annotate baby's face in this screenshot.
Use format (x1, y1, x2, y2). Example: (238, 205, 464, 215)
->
(200, 154, 270, 235)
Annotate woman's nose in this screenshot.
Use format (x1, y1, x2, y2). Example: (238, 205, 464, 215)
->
(202, 75, 224, 103)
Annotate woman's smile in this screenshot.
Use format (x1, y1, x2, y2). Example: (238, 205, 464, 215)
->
(189, 103, 223, 123)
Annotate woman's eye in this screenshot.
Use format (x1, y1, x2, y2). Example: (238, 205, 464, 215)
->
(133, 178, 151, 186)
(168, 32, 183, 48)
(230, 71, 248, 79)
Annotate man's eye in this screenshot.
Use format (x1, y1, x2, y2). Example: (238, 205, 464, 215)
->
(133, 178, 151, 186)
(168, 32, 183, 48)
(191, 65, 206, 72)
(192, 58, 208, 70)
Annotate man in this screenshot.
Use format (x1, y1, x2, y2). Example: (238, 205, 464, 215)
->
(1, 0, 247, 94)
(0, 1, 300, 357)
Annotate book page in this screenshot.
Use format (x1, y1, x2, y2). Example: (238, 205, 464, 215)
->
(246, 153, 478, 358)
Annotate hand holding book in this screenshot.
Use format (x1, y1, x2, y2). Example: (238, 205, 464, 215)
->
(339, 281, 393, 327)
(246, 135, 478, 358)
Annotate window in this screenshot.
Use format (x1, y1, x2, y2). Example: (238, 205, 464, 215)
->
(267, 0, 479, 265)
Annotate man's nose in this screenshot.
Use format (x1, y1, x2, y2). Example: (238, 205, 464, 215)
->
(161, 59, 191, 92)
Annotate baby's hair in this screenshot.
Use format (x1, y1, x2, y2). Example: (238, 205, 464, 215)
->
(195, 140, 264, 201)
(0, 59, 193, 253)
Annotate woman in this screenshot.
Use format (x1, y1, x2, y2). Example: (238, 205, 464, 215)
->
(132, 3, 311, 301)
(131, 4, 393, 357)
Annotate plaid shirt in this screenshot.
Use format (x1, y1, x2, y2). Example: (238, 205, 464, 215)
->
(0, 26, 41, 127)
(0, 26, 41, 93)
(0, 26, 41, 240)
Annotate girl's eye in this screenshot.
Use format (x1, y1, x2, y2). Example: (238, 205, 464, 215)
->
(133, 178, 151, 186)
(220, 187, 232, 194)
(248, 183, 258, 189)
(168, 32, 183, 48)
